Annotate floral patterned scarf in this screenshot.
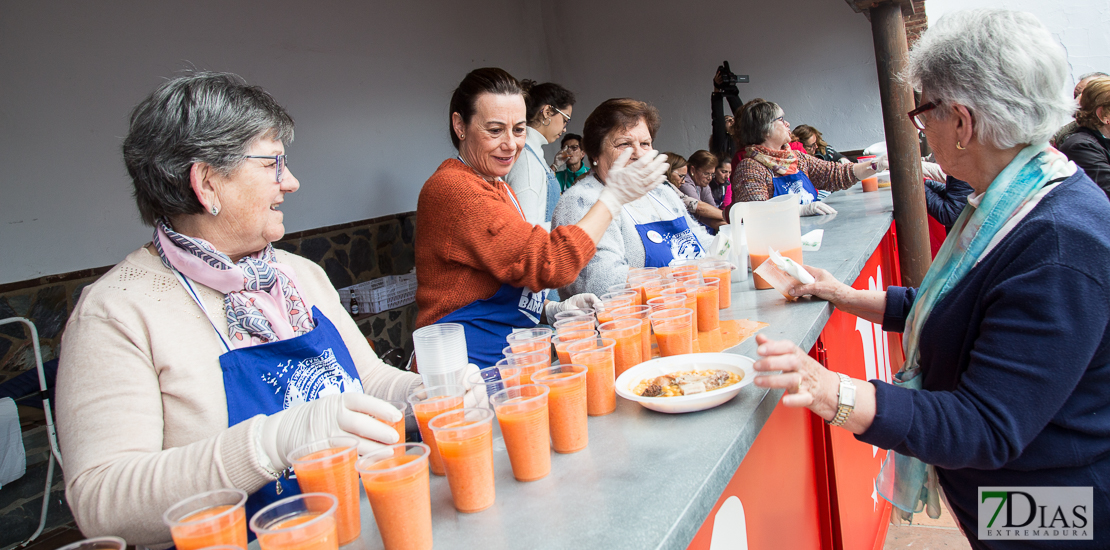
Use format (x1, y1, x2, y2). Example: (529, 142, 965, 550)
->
(153, 220, 315, 348)
(746, 145, 800, 176)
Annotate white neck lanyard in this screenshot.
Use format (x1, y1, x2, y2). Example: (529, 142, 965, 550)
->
(623, 191, 671, 225)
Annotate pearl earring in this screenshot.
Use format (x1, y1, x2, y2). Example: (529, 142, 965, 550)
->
(210, 206, 219, 216)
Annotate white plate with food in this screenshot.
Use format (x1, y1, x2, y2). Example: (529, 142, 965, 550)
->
(614, 353, 756, 414)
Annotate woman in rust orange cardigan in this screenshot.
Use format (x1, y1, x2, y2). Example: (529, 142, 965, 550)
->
(415, 68, 668, 366)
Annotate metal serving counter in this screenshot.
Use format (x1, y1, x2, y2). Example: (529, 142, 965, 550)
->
(350, 184, 896, 550)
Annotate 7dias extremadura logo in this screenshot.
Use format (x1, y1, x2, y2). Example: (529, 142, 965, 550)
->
(979, 487, 1092, 540)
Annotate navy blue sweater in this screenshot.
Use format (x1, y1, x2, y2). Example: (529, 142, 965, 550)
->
(858, 170, 1110, 548)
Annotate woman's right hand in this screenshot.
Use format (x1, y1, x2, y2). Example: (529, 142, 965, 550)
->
(786, 265, 850, 303)
(596, 148, 668, 216)
(258, 392, 403, 470)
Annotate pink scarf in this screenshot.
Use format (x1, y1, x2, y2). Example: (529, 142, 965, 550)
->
(746, 145, 800, 176)
(154, 221, 314, 348)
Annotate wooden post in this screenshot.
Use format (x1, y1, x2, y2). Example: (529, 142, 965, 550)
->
(869, 2, 930, 287)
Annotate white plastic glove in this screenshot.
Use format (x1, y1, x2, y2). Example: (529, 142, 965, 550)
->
(872, 154, 889, 172)
(597, 148, 668, 216)
(551, 149, 569, 172)
(800, 202, 837, 216)
(258, 392, 402, 471)
(921, 161, 947, 183)
(544, 293, 602, 322)
(460, 363, 482, 408)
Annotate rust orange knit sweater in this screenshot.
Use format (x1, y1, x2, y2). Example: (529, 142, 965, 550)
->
(415, 159, 596, 328)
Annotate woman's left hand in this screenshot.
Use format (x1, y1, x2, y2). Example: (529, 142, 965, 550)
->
(751, 334, 838, 418)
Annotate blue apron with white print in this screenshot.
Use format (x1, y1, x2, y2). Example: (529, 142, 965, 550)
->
(171, 272, 364, 539)
(524, 143, 561, 223)
(434, 181, 547, 367)
(771, 171, 820, 204)
(625, 193, 707, 268)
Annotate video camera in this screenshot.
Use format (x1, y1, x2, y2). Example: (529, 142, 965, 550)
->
(717, 61, 749, 86)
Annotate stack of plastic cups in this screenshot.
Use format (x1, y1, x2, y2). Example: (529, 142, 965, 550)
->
(700, 260, 733, 309)
(649, 308, 695, 356)
(551, 328, 598, 365)
(412, 323, 469, 388)
(611, 305, 653, 362)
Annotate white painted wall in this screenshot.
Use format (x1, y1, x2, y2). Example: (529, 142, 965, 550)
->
(926, 0, 1110, 89)
(1, 0, 889, 284)
(538, 0, 887, 162)
(0, 0, 550, 283)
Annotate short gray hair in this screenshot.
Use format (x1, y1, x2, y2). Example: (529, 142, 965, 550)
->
(123, 71, 295, 226)
(907, 9, 1072, 149)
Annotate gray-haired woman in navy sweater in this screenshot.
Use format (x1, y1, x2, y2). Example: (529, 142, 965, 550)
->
(753, 10, 1110, 548)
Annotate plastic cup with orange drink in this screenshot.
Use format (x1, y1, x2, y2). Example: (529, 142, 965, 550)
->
(610, 305, 653, 363)
(163, 488, 248, 550)
(595, 296, 635, 325)
(566, 337, 617, 416)
(554, 308, 595, 324)
(468, 366, 522, 452)
(597, 318, 643, 377)
(642, 278, 677, 303)
(662, 286, 699, 339)
(626, 266, 660, 280)
(407, 385, 465, 476)
(531, 364, 589, 453)
(505, 327, 553, 356)
(288, 437, 360, 546)
(249, 493, 339, 550)
(552, 329, 598, 365)
(699, 259, 733, 309)
(627, 274, 660, 305)
(381, 400, 409, 455)
(428, 408, 496, 513)
(553, 316, 595, 335)
(356, 443, 434, 550)
(694, 278, 721, 331)
(490, 384, 552, 482)
(647, 294, 686, 312)
(496, 350, 549, 385)
(650, 308, 694, 356)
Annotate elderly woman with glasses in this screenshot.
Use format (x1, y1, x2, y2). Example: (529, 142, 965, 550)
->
(753, 10, 1110, 545)
(55, 73, 441, 545)
(730, 98, 885, 216)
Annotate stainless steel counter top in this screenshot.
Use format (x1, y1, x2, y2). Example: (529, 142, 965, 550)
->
(351, 184, 896, 550)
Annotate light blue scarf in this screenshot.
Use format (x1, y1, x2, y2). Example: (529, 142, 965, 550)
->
(875, 144, 1075, 520)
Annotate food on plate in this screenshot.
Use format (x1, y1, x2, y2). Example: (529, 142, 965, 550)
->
(633, 369, 742, 398)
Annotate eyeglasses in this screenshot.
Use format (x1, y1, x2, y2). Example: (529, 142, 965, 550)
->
(772, 115, 786, 125)
(907, 101, 940, 131)
(244, 154, 287, 183)
(553, 107, 571, 124)
(564, 144, 581, 151)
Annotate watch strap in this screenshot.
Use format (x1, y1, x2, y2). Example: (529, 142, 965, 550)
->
(828, 372, 856, 427)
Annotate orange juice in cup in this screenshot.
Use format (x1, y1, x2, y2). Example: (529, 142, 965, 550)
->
(650, 308, 694, 356)
(695, 278, 721, 331)
(505, 327, 553, 355)
(662, 286, 699, 338)
(627, 274, 659, 306)
(595, 294, 636, 324)
(700, 260, 732, 309)
(553, 316, 595, 335)
(531, 364, 589, 453)
(642, 278, 677, 302)
(249, 493, 338, 550)
(496, 350, 550, 385)
(566, 337, 617, 416)
(611, 305, 653, 363)
(597, 318, 643, 376)
(606, 283, 642, 306)
(490, 384, 552, 482)
(428, 408, 496, 513)
(289, 437, 360, 546)
(357, 443, 434, 550)
(552, 329, 597, 365)
(382, 400, 408, 455)
(163, 488, 248, 550)
(407, 385, 465, 476)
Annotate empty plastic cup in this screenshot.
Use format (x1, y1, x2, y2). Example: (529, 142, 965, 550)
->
(250, 493, 338, 550)
(428, 408, 496, 513)
(356, 443, 434, 550)
(490, 384, 552, 481)
(412, 323, 468, 388)
(407, 385, 465, 476)
(56, 537, 127, 550)
(650, 308, 694, 356)
(626, 267, 660, 280)
(531, 364, 589, 453)
(566, 337, 617, 416)
(598, 318, 643, 377)
(553, 316, 595, 335)
(163, 488, 248, 550)
(554, 308, 595, 323)
(289, 437, 360, 545)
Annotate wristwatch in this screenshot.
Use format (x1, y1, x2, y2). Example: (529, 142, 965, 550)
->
(827, 373, 856, 427)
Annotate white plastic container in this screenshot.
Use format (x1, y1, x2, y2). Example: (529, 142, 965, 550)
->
(412, 323, 468, 388)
